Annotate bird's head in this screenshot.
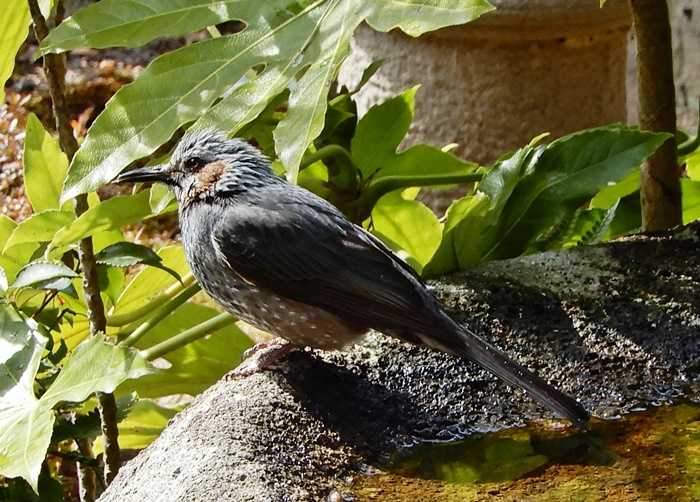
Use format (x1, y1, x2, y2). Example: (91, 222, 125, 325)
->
(115, 129, 273, 206)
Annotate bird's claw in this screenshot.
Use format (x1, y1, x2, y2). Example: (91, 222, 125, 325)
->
(226, 338, 294, 379)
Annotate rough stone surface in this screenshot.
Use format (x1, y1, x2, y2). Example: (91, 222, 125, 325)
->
(100, 223, 700, 502)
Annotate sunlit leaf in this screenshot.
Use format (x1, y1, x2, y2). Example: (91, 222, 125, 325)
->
(95, 242, 181, 282)
(11, 261, 78, 290)
(371, 190, 441, 273)
(23, 114, 69, 212)
(0, 215, 39, 283)
(352, 86, 419, 178)
(40, 0, 261, 54)
(0, 0, 30, 103)
(484, 127, 671, 261)
(51, 191, 151, 248)
(682, 179, 700, 224)
(3, 210, 74, 252)
(95, 399, 179, 452)
(0, 307, 47, 492)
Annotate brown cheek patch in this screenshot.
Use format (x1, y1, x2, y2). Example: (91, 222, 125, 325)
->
(185, 161, 227, 205)
(198, 161, 227, 188)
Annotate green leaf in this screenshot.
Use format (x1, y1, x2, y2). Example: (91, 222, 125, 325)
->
(532, 202, 619, 252)
(424, 146, 535, 275)
(423, 193, 490, 277)
(590, 169, 640, 209)
(11, 261, 78, 290)
(118, 303, 251, 398)
(0, 0, 30, 103)
(484, 127, 671, 261)
(40, 0, 264, 55)
(42, 334, 153, 406)
(687, 149, 700, 181)
(371, 190, 441, 273)
(350, 58, 383, 94)
(95, 242, 181, 282)
(100, 399, 179, 451)
(51, 191, 152, 248)
(365, 0, 494, 37)
(3, 210, 75, 252)
(352, 86, 419, 178)
(682, 179, 700, 224)
(0, 331, 152, 492)
(0, 307, 48, 493)
(23, 114, 69, 212)
(95, 242, 164, 267)
(61, 0, 492, 200)
(0, 216, 39, 282)
(149, 184, 176, 215)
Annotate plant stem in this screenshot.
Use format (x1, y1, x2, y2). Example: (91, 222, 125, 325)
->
(141, 313, 233, 360)
(120, 283, 202, 347)
(28, 0, 120, 485)
(355, 172, 483, 221)
(106, 273, 197, 326)
(300, 144, 355, 171)
(629, 0, 682, 230)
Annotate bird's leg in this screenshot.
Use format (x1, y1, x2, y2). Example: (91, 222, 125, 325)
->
(226, 337, 295, 378)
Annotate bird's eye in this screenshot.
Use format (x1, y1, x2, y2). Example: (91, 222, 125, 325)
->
(185, 156, 203, 171)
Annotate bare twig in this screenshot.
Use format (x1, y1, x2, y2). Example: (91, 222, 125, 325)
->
(27, 0, 121, 486)
(629, 0, 682, 230)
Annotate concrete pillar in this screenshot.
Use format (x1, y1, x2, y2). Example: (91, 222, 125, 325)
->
(339, 0, 632, 166)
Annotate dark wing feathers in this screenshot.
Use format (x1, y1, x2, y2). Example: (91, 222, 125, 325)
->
(212, 189, 434, 332)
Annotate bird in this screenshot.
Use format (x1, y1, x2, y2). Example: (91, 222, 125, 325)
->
(115, 128, 589, 428)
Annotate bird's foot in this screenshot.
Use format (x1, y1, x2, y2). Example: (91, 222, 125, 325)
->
(226, 338, 294, 379)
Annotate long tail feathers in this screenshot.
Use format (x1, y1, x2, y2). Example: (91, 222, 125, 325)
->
(427, 319, 590, 428)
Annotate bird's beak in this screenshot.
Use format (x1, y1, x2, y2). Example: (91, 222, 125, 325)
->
(115, 164, 170, 184)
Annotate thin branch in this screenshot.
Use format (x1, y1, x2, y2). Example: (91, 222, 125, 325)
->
(120, 283, 202, 347)
(140, 313, 233, 360)
(28, 0, 120, 485)
(629, 0, 682, 230)
(353, 172, 483, 222)
(106, 273, 196, 327)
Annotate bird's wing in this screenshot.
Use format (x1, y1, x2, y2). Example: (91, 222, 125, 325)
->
(212, 191, 434, 332)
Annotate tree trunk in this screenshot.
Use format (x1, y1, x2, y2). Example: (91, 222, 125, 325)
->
(629, 0, 682, 230)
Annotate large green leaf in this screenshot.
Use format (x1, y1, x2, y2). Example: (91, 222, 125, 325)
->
(484, 127, 671, 261)
(0, 0, 30, 103)
(0, 320, 152, 492)
(0, 307, 47, 493)
(50, 191, 151, 248)
(3, 210, 74, 252)
(371, 189, 441, 273)
(58, 0, 494, 200)
(40, 0, 261, 54)
(23, 114, 69, 213)
(352, 86, 418, 178)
